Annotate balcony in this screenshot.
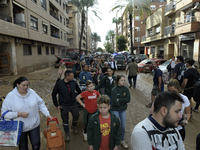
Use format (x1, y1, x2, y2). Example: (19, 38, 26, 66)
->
(175, 16, 200, 35)
(14, 18, 26, 27)
(176, 0, 199, 11)
(142, 36, 146, 42)
(50, 11, 59, 21)
(165, 0, 176, 16)
(0, 12, 12, 23)
(164, 24, 175, 36)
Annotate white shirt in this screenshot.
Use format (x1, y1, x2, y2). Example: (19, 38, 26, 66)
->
(171, 60, 176, 68)
(108, 76, 113, 84)
(177, 93, 190, 130)
(110, 61, 117, 69)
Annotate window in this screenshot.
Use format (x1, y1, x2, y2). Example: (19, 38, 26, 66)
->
(150, 5, 156, 10)
(64, 33, 66, 41)
(41, 0, 46, 10)
(46, 46, 49, 55)
(59, 0, 61, 5)
(148, 29, 153, 36)
(23, 44, 32, 55)
(135, 16, 140, 21)
(32, 0, 37, 3)
(60, 15, 62, 23)
(156, 26, 160, 34)
(42, 22, 48, 34)
(30, 16, 38, 30)
(51, 47, 55, 54)
(37, 45, 42, 55)
(64, 18, 65, 25)
(63, 2, 65, 10)
(61, 31, 62, 39)
(135, 6, 138, 10)
(135, 27, 140, 31)
(135, 37, 140, 42)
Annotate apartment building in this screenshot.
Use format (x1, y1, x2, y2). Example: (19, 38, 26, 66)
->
(87, 25, 92, 53)
(175, 0, 200, 62)
(120, 0, 166, 54)
(66, 3, 88, 55)
(142, 0, 200, 61)
(0, 0, 70, 75)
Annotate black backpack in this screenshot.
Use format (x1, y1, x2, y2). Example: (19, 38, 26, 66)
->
(193, 70, 200, 103)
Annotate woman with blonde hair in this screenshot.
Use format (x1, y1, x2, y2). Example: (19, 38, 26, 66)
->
(56, 63, 67, 82)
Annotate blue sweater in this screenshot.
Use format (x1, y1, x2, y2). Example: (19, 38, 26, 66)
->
(79, 71, 93, 84)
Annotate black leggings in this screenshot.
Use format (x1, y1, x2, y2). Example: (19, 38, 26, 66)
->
(19, 125, 40, 150)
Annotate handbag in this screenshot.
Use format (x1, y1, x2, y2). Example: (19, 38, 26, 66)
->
(0, 111, 23, 146)
(167, 64, 171, 71)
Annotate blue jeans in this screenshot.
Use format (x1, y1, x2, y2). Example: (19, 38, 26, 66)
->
(128, 75, 137, 87)
(112, 110, 126, 140)
(169, 68, 175, 79)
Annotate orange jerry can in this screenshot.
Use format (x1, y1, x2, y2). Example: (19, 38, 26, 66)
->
(43, 117, 65, 150)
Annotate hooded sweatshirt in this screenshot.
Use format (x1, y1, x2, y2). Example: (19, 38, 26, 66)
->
(1, 87, 50, 132)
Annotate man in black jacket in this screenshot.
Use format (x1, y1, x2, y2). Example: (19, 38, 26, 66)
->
(52, 70, 81, 142)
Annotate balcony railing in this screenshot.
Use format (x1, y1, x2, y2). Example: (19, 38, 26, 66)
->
(165, 0, 176, 13)
(142, 36, 146, 42)
(0, 12, 12, 23)
(164, 24, 175, 35)
(14, 19, 26, 27)
(176, 16, 200, 26)
(51, 33, 60, 39)
(50, 11, 59, 21)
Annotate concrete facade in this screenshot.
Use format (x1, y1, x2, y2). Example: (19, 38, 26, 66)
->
(141, 0, 200, 63)
(0, 0, 70, 75)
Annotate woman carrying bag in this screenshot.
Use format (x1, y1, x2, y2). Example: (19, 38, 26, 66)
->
(1, 76, 53, 150)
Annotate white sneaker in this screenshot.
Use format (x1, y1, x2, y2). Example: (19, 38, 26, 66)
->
(82, 131, 87, 141)
(121, 140, 128, 149)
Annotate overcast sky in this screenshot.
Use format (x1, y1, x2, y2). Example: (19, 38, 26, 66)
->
(88, 0, 123, 49)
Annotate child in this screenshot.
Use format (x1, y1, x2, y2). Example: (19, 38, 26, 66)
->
(76, 80, 101, 141)
(95, 68, 116, 105)
(111, 75, 130, 149)
(87, 95, 121, 150)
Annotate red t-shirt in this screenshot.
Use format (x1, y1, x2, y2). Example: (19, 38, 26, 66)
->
(99, 114, 111, 150)
(80, 90, 100, 113)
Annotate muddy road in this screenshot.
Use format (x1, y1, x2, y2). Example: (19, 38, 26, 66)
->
(0, 67, 199, 150)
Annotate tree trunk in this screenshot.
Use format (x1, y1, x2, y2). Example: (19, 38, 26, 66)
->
(79, 12, 85, 57)
(116, 23, 118, 51)
(130, 14, 133, 55)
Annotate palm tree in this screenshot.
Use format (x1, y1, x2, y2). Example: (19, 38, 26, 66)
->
(69, 0, 101, 57)
(107, 30, 115, 51)
(91, 32, 101, 52)
(111, 0, 151, 55)
(112, 16, 121, 37)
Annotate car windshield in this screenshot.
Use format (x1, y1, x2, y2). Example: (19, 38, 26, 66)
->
(114, 55, 125, 61)
(140, 59, 150, 64)
(159, 60, 170, 67)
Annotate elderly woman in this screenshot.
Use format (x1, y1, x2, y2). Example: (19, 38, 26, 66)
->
(1, 76, 52, 150)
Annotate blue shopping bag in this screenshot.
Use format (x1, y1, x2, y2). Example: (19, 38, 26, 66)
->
(0, 111, 23, 146)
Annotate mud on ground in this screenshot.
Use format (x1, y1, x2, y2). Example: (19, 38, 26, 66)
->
(0, 68, 199, 150)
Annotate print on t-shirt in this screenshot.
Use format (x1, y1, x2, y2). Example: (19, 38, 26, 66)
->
(100, 123, 111, 136)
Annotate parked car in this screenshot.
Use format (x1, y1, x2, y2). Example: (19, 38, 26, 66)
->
(138, 58, 166, 73)
(159, 59, 171, 74)
(114, 55, 127, 70)
(127, 55, 135, 64)
(56, 58, 75, 68)
(135, 54, 148, 63)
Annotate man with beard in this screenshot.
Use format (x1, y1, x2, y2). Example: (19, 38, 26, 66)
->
(131, 91, 185, 150)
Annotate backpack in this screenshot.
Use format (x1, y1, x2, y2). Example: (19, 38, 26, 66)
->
(177, 64, 187, 82)
(162, 71, 169, 84)
(192, 71, 200, 103)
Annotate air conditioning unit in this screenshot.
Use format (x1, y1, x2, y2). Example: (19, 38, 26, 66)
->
(0, 0, 7, 7)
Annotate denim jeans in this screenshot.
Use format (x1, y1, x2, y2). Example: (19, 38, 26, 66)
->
(19, 125, 40, 150)
(128, 75, 137, 88)
(112, 110, 126, 140)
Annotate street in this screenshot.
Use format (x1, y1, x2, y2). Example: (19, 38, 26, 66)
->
(0, 67, 199, 150)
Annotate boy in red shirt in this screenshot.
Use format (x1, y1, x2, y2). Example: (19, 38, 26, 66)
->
(76, 80, 101, 141)
(87, 95, 121, 150)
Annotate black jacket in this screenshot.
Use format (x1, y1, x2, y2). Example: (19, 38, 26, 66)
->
(52, 79, 81, 107)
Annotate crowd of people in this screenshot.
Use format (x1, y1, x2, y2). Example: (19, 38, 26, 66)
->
(1, 54, 200, 150)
